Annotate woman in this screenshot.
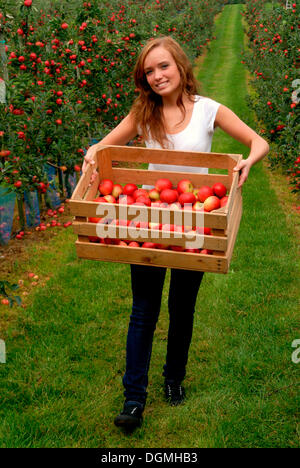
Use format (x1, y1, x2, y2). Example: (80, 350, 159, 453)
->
(83, 36, 269, 430)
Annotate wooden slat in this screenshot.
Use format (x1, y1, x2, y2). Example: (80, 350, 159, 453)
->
(225, 168, 241, 217)
(103, 145, 240, 170)
(72, 148, 99, 201)
(68, 200, 228, 229)
(72, 222, 228, 251)
(226, 188, 242, 239)
(75, 240, 228, 273)
(226, 195, 242, 266)
(98, 147, 113, 181)
(84, 172, 100, 201)
(111, 168, 230, 189)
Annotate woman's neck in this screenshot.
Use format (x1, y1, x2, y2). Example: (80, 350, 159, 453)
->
(162, 92, 191, 109)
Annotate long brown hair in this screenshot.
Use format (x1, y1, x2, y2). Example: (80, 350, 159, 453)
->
(131, 36, 200, 148)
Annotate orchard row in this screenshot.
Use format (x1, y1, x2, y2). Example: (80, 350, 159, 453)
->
(0, 0, 224, 210)
(242, 0, 299, 194)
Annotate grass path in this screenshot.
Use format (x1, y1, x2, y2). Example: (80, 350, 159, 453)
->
(0, 4, 299, 448)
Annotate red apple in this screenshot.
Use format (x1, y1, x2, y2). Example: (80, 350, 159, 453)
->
(197, 185, 214, 202)
(178, 192, 196, 206)
(128, 241, 140, 247)
(88, 217, 102, 223)
(160, 189, 178, 204)
(104, 194, 116, 203)
(141, 242, 157, 249)
(192, 201, 203, 211)
(116, 240, 127, 246)
(169, 202, 182, 210)
(133, 188, 149, 200)
(212, 182, 227, 198)
(170, 245, 185, 252)
(177, 179, 194, 194)
(155, 243, 169, 250)
(185, 248, 200, 253)
(148, 188, 160, 201)
(203, 196, 221, 212)
(99, 179, 113, 195)
(93, 196, 107, 203)
(196, 226, 211, 235)
(118, 195, 135, 205)
(151, 201, 161, 207)
(89, 236, 99, 243)
(220, 196, 228, 207)
(201, 249, 213, 255)
(112, 183, 123, 199)
(135, 195, 151, 206)
(155, 178, 172, 192)
(123, 183, 138, 196)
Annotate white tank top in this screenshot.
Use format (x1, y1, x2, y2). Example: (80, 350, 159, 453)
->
(142, 95, 221, 189)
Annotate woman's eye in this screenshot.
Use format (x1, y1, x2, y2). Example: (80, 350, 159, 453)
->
(145, 70, 152, 76)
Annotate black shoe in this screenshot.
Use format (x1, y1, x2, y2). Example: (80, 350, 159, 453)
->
(164, 380, 186, 406)
(114, 401, 143, 430)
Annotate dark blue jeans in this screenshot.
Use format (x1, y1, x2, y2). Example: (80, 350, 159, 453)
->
(122, 264, 204, 406)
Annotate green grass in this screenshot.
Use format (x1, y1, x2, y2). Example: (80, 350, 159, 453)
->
(0, 4, 299, 448)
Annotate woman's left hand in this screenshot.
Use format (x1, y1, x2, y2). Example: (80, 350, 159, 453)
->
(233, 158, 252, 188)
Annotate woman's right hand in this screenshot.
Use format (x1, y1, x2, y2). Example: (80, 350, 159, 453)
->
(82, 143, 99, 185)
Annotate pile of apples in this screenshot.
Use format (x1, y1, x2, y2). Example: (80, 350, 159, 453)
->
(87, 178, 228, 254)
(93, 177, 228, 212)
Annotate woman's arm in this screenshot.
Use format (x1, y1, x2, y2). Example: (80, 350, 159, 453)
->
(214, 105, 270, 188)
(82, 112, 138, 172)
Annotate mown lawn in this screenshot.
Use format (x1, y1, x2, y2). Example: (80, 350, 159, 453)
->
(0, 4, 299, 448)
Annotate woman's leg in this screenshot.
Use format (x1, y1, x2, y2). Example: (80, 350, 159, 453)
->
(163, 269, 204, 383)
(123, 264, 167, 406)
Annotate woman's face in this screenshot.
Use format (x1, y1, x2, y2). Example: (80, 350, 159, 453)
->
(143, 46, 181, 98)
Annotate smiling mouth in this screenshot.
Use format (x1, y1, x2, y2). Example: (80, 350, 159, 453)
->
(155, 81, 169, 89)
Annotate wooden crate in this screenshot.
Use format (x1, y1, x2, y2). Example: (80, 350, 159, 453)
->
(68, 145, 243, 273)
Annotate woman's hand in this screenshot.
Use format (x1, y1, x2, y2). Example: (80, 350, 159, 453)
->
(82, 144, 99, 185)
(233, 158, 252, 188)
